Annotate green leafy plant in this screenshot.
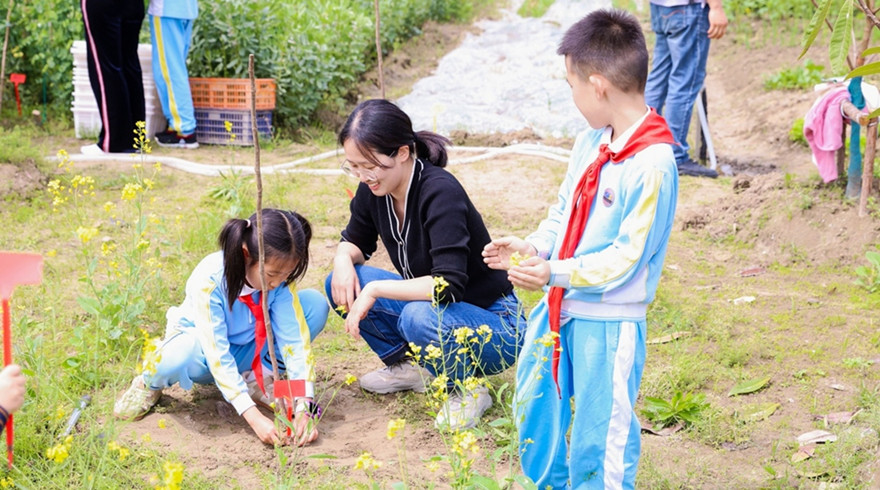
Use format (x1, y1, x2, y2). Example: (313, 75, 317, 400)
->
(854, 251, 880, 292)
(641, 391, 708, 428)
(517, 0, 554, 18)
(789, 118, 807, 146)
(763, 60, 825, 90)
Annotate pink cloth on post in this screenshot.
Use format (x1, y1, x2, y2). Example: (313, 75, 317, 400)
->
(803, 86, 852, 183)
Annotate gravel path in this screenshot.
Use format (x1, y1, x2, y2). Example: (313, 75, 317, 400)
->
(397, 0, 610, 138)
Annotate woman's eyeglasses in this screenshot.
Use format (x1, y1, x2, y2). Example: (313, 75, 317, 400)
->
(340, 159, 391, 180)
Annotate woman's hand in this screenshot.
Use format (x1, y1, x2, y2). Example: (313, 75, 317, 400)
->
(344, 284, 377, 339)
(331, 253, 361, 313)
(242, 406, 283, 445)
(292, 411, 319, 446)
(507, 256, 551, 291)
(483, 236, 536, 271)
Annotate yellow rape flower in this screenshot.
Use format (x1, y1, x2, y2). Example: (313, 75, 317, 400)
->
(462, 376, 481, 392)
(344, 374, 357, 386)
(155, 461, 184, 490)
(453, 327, 474, 345)
(142, 433, 153, 443)
(536, 331, 559, 348)
(476, 324, 493, 343)
(509, 251, 530, 267)
(45, 436, 73, 464)
(0, 476, 13, 488)
(386, 418, 406, 439)
(121, 182, 143, 201)
(354, 452, 381, 471)
(452, 431, 479, 456)
(157, 418, 167, 429)
(103, 201, 116, 213)
(424, 344, 442, 360)
(76, 226, 98, 244)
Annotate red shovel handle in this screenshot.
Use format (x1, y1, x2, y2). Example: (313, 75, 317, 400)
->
(2, 299, 11, 468)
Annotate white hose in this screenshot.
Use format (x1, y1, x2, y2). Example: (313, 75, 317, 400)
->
(54, 142, 571, 177)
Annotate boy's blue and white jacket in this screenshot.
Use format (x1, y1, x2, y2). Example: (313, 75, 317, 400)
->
(164, 251, 315, 415)
(527, 111, 678, 322)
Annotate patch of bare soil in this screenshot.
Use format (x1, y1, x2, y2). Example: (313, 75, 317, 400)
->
(0, 159, 47, 199)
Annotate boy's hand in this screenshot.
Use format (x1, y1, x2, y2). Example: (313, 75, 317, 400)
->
(507, 256, 551, 291)
(483, 236, 535, 271)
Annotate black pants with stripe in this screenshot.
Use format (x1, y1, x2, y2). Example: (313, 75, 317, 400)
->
(80, 0, 145, 153)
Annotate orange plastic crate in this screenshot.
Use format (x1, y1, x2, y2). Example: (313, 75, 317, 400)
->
(189, 77, 276, 110)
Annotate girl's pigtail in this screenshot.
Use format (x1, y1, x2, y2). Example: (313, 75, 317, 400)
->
(218, 217, 251, 308)
(414, 130, 450, 168)
(285, 211, 312, 284)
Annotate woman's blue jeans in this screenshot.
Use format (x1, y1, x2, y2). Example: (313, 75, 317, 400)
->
(325, 265, 526, 383)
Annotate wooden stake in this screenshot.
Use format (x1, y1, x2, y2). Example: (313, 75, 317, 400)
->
(860, 119, 876, 217)
(0, 0, 15, 115)
(248, 54, 281, 402)
(374, 0, 385, 99)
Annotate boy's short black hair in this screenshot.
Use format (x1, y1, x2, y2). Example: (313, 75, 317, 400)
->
(557, 8, 648, 94)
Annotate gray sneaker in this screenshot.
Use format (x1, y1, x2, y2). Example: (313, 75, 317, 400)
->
(113, 375, 162, 420)
(244, 372, 274, 410)
(435, 385, 492, 431)
(359, 361, 434, 394)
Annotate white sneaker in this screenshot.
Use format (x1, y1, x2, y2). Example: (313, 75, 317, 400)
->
(113, 376, 162, 420)
(244, 371, 274, 410)
(435, 385, 492, 431)
(80, 144, 106, 156)
(359, 361, 435, 394)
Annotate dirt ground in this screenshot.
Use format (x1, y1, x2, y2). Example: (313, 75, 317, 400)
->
(6, 12, 880, 490)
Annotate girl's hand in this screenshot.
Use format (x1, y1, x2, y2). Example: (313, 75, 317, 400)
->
(293, 411, 319, 446)
(483, 236, 535, 271)
(344, 286, 377, 339)
(242, 406, 283, 445)
(331, 254, 361, 313)
(507, 256, 551, 291)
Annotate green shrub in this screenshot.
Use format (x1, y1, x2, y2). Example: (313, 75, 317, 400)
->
(6, 0, 83, 112)
(789, 117, 807, 146)
(763, 60, 825, 91)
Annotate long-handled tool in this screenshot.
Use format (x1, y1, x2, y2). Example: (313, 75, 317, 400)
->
(0, 252, 43, 468)
(61, 395, 91, 438)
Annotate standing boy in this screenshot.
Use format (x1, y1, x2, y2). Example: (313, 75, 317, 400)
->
(483, 9, 678, 489)
(149, 0, 199, 149)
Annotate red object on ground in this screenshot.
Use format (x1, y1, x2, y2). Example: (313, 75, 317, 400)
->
(0, 252, 43, 468)
(274, 379, 305, 436)
(8, 74, 25, 116)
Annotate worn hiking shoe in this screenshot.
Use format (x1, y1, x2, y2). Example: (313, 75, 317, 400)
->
(113, 376, 162, 420)
(435, 385, 492, 431)
(359, 361, 434, 394)
(155, 130, 199, 149)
